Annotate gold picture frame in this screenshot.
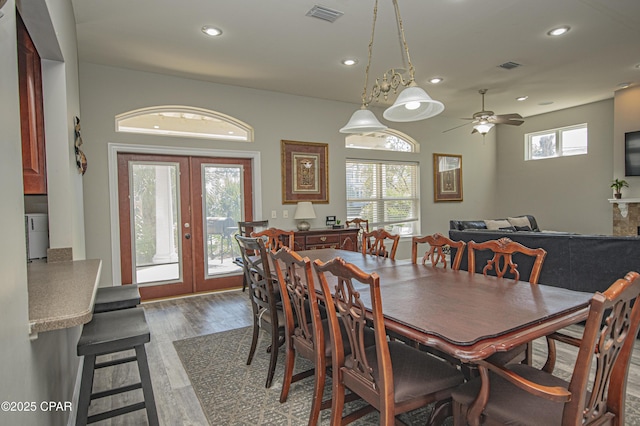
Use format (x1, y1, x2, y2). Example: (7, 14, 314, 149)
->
(433, 153, 463, 202)
(281, 140, 329, 204)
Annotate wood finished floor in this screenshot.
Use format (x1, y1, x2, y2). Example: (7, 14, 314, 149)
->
(88, 289, 640, 425)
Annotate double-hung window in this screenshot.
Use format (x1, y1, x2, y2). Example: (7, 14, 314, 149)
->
(346, 159, 419, 236)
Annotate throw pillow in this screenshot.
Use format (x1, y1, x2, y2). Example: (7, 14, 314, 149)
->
(514, 225, 532, 232)
(484, 219, 511, 230)
(507, 216, 532, 229)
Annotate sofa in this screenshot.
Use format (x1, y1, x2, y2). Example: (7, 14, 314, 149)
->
(448, 215, 640, 295)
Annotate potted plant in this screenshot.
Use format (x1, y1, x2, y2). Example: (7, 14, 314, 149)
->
(332, 219, 344, 229)
(611, 178, 629, 199)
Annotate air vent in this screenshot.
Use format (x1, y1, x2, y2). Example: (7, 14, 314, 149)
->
(306, 5, 344, 23)
(498, 61, 521, 70)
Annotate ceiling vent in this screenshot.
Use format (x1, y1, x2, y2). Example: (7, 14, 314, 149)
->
(306, 5, 344, 23)
(498, 61, 521, 70)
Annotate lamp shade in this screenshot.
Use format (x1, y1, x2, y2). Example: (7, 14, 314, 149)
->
(294, 202, 316, 219)
(340, 108, 388, 134)
(383, 84, 445, 122)
(473, 122, 495, 135)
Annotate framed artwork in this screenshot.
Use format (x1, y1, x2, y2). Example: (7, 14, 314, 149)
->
(281, 140, 329, 204)
(433, 153, 463, 202)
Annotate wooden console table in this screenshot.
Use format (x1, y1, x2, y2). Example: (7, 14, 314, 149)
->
(290, 228, 360, 252)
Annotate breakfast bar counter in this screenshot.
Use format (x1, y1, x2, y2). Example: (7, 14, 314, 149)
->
(27, 259, 102, 335)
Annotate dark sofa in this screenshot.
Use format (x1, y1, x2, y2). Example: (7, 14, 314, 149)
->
(448, 217, 640, 295)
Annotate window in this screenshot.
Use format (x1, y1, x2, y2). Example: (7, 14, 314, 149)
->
(525, 123, 587, 160)
(345, 129, 418, 152)
(346, 160, 419, 236)
(116, 106, 254, 142)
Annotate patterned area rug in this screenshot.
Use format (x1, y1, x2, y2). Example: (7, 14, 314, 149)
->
(174, 326, 640, 426)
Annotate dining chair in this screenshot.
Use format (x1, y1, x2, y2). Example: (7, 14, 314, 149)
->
(467, 237, 548, 366)
(234, 234, 285, 388)
(451, 271, 640, 426)
(411, 233, 466, 270)
(251, 227, 295, 251)
(236, 220, 269, 291)
(346, 218, 369, 251)
(361, 228, 400, 260)
(313, 256, 465, 426)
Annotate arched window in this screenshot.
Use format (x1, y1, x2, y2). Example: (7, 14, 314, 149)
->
(345, 129, 418, 153)
(115, 106, 254, 142)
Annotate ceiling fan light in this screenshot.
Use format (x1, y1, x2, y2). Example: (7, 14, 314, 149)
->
(473, 122, 495, 135)
(339, 108, 388, 134)
(383, 85, 445, 122)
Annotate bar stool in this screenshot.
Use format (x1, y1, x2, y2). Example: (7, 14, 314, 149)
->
(93, 284, 140, 313)
(76, 306, 158, 426)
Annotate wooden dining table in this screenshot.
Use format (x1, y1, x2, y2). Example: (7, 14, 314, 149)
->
(299, 248, 593, 363)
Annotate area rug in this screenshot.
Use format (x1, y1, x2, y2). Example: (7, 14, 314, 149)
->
(174, 327, 640, 425)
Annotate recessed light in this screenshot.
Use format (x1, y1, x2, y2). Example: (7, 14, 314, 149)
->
(635, 64, 640, 69)
(429, 77, 443, 84)
(516, 96, 528, 101)
(201, 26, 223, 37)
(341, 58, 358, 66)
(153, 125, 160, 129)
(538, 101, 554, 106)
(618, 82, 631, 89)
(547, 26, 570, 36)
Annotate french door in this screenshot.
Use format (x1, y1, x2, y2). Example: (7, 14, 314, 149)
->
(117, 153, 254, 300)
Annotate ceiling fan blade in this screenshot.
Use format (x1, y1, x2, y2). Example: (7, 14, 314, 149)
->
(471, 127, 479, 134)
(442, 122, 472, 133)
(491, 113, 525, 125)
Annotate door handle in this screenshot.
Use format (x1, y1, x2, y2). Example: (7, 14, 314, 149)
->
(184, 233, 191, 239)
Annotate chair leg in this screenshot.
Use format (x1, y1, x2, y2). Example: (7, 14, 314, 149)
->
(135, 345, 159, 426)
(75, 354, 96, 426)
(279, 337, 296, 403)
(330, 379, 345, 426)
(452, 400, 467, 426)
(265, 327, 280, 388)
(247, 319, 259, 365)
(427, 398, 453, 426)
(308, 356, 327, 426)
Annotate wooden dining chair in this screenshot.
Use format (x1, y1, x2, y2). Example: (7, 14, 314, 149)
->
(361, 228, 400, 260)
(467, 237, 548, 366)
(237, 220, 269, 237)
(313, 256, 465, 426)
(411, 233, 466, 270)
(467, 237, 547, 284)
(346, 218, 369, 251)
(251, 227, 295, 251)
(452, 271, 640, 426)
(234, 234, 285, 388)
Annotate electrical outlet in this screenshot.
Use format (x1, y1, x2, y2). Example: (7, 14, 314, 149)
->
(271, 210, 277, 219)
(283, 210, 289, 218)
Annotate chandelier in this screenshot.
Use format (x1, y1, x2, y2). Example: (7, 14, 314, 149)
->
(340, 0, 444, 134)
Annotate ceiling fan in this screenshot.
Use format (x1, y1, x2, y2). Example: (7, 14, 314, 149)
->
(444, 89, 524, 135)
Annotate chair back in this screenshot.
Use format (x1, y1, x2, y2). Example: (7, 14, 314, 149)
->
(251, 227, 295, 251)
(237, 220, 269, 237)
(234, 235, 279, 318)
(313, 257, 392, 407)
(361, 228, 400, 260)
(563, 271, 640, 424)
(412, 233, 466, 270)
(467, 237, 547, 283)
(346, 218, 369, 233)
(270, 247, 323, 360)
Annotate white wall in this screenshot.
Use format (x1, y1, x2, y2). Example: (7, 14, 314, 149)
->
(78, 62, 498, 283)
(0, 1, 84, 424)
(496, 99, 614, 235)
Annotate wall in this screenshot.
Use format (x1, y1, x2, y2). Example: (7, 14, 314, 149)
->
(0, 1, 84, 424)
(613, 85, 640, 196)
(496, 99, 614, 235)
(78, 62, 498, 283)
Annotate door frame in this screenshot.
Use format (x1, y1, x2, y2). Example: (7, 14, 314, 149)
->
(107, 143, 263, 288)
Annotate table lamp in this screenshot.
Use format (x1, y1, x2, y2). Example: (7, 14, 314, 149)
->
(294, 202, 316, 231)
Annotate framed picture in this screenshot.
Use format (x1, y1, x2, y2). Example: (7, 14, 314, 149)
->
(433, 153, 463, 202)
(325, 216, 336, 226)
(281, 140, 329, 204)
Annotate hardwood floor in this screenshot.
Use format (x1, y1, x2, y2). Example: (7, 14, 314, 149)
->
(88, 289, 640, 425)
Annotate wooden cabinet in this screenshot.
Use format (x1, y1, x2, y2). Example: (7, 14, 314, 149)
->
(291, 228, 360, 252)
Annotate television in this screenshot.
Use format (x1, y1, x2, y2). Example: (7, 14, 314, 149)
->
(625, 130, 640, 176)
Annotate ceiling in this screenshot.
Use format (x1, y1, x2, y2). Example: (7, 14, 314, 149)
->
(71, 0, 640, 122)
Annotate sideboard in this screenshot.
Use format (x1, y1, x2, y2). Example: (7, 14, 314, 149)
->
(288, 228, 360, 252)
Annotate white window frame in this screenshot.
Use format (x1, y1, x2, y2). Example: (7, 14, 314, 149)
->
(525, 123, 588, 161)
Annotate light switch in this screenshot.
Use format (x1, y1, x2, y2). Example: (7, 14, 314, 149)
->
(283, 210, 289, 218)
(271, 210, 277, 219)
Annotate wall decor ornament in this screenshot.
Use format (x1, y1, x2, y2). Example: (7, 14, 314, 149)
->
(281, 140, 329, 204)
(74, 116, 88, 175)
(433, 153, 462, 202)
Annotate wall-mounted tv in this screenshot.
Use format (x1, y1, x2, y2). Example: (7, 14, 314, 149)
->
(625, 131, 640, 176)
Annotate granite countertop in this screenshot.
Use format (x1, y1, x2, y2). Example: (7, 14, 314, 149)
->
(27, 259, 102, 335)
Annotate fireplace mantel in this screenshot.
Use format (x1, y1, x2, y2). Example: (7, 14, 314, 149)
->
(608, 198, 640, 218)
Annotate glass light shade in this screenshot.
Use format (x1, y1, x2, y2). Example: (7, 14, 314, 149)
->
(473, 122, 495, 135)
(294, 202, 316, 219)
(340, 108, 388, 134)
(383, 85, 445, 122)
